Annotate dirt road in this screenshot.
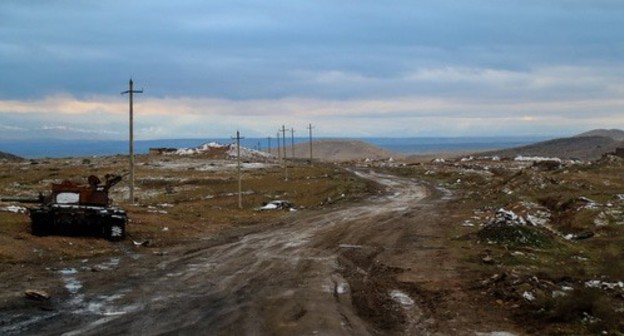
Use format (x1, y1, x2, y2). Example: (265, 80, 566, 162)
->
(1, 170, 513, 335)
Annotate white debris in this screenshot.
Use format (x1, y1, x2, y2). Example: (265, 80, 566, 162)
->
(389, 290, 414, 307)
(514, 156, 562, 163)
(259, 200, 292, 211)
(522, 291, 535, 301)
(462, 220, 475, 227)
(0, 205, 28, 213)
(336, 282, 349, 295)
(487, 209, 526, 226)
(526, 214, 549, 226)
(585, 280, 624, 290)
(552, 290, 567, 298)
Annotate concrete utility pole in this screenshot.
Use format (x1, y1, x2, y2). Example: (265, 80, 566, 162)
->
(307, 123, 314, 163)
(281, 125, 287, 160)
(232, 130, 245, 209)
(121, 78, 143, 203)
(268, 136, 271, 155)
(290, 128, 295, 158)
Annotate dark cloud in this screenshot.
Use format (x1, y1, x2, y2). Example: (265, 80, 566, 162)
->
(1, 0, 623, 100)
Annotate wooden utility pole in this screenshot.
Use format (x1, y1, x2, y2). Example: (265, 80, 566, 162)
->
(121, 78, 143, 203)
(268, 136, 271, 155)
(281, 125, 287, 159)
(232, 130, 245, 209)
(290, 128, 295, 158)
(307, 123, 314, 163)
(276, 132, 281, 161)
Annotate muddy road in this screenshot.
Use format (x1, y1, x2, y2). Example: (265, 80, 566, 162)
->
(2, 170, 504, 335)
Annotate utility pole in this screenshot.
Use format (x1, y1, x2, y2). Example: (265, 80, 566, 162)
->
(307, 123, 314, 163)
(121, 78, 143, 203)
(281, 125, 287, 160)
(290, 128, 295, 158)
(268, 136, 271, 155)
(276, 132, 281, 161)
(232, 130, 245, 209)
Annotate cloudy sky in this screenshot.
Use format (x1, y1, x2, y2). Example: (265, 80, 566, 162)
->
(1, 0, 623, 140)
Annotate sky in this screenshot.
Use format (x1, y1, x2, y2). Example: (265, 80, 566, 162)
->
(1, 0, 623, 140)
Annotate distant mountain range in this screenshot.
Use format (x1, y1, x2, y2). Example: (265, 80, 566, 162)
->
(482, 129, 624, 160)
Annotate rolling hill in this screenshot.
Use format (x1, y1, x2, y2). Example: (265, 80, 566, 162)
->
(288, 139, 402, 162)
(482, 129, 624, 160)
(0, 150, 23, 161)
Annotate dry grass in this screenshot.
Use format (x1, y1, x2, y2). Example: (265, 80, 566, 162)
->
(0, 155, 379, 261)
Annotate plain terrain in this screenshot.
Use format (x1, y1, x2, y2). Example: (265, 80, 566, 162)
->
(0, 144, 623, 334)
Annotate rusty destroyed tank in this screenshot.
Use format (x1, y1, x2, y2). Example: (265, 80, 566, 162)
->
(2, 174, 127, 241)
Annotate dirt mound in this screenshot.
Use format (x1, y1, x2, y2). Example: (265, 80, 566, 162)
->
(288, 139, 402, 162)
(481, 136, 622, 161)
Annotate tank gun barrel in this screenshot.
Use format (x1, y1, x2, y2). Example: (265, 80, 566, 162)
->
(1, 197, 42, 204)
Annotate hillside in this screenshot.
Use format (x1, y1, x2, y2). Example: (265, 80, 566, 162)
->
(482, 133, 624, 161)
(0, 150, 23, 161)
(575, 128, 624, 141)
(286, 139, 402, 162)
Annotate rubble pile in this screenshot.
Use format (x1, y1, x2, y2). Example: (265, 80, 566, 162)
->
(477, 207, 553, 247)
(169, 142, 274, 160)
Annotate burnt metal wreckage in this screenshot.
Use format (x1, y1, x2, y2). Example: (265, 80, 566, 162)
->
(1, 174, 128, 241)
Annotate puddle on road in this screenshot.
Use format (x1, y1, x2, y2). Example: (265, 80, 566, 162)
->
(94, 257, 120, 271)
(59, 268, 82, 295)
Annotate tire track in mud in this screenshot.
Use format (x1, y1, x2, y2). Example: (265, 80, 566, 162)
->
(7, 170, 448, 335)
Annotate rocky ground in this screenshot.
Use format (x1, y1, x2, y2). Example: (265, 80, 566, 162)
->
(1, 152, 623, 335)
